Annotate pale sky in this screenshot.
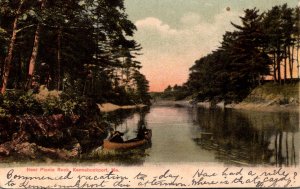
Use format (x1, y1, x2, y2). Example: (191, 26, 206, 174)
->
(125, 0, 299, 92)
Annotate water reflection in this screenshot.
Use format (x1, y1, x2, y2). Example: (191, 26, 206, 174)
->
(89, 106, 299, 166)
(101, 108, 137, 130)
(191, 108, 299, 166)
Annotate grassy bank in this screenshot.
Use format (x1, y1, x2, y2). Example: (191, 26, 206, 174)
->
(97, 103, 147, 112)
(153, 82, 299, 112)
(228, 82, 299, 112)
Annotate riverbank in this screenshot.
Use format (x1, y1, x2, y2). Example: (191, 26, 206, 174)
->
(227, 82, 299, 112)
(0, 113, 109, 160)
(153, 99, 299, 112)
(225, 102, 299, 112)
(98, 103, 147, 112)
(153, 83, 299, 112)
(152, 100, 193, 107)
(0, 88, 109, 161)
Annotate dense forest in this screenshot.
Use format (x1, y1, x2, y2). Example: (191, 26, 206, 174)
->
(162, 4, 300, 104)
(0, 0, 151, 110)
(0, 0, 152, 159)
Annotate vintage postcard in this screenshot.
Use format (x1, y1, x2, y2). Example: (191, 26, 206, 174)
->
(0, 0, 299, 188)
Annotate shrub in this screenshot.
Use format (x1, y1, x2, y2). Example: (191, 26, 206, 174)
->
(0, 87, 101, 118)
(0, 90, 43, 116)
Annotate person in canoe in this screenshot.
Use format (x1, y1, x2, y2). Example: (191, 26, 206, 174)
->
(104, 127, 152, 150)
(109, 130, 125, 143)
(136, 125, 150, 140)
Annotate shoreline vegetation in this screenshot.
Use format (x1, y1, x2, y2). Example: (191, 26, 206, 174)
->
(0, 1, 299, 164)
(98, 103, 147, 112)
(154, 100, 299, 112)
(0, 88, 149, 161)
(156, 4, 300, 113)
(152, 82, 299, 113)
(0, 0, 152, 161)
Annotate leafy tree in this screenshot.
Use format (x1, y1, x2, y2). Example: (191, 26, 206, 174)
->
(25, 0, 46, 90)
(187, 4, 300, 104)
(0, 0, 25, 94)
(164, 85, 172, 92)
(0, 0, 151, 105)
(132, 71, 151, 105)
(293, 7, 300, 79)
(187, 8, 275, 103)
(262, 4, 295, 84)
(229, 8, 271, 86)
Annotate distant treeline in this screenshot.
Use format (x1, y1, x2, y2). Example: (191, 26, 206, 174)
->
(0, 0, 151, 105)
(165, 4, 300, 103)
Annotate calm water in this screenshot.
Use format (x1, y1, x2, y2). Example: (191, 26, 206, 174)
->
(109, 106, 299, 166)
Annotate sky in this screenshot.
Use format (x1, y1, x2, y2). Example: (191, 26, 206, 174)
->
(124, 0, 299, 92)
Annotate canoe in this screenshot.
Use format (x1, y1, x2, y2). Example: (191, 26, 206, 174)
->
(103, 129, 152, 150)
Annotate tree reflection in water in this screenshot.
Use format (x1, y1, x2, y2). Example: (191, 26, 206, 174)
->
(191, 108, 299, 166)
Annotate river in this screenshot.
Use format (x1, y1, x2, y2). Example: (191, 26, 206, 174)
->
(102, 105, 299, 166)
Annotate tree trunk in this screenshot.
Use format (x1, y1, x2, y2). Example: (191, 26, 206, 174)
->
(1, 0, 24, 94)
(289, 45, 294, 80)
(284, 47, 287, 84)
(273, 52, 277, 82)
(297, 38, 300, 80)
(56, 28, 62, 90)
(277, 48, 282, 85)
(25, 0, 46, 90)
(276, 55, 281, 85)
(25, 24, 41, 90)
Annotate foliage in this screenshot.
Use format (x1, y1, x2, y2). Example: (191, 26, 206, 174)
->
(40, 92, 100, 116)
(0, 0, 150, 106)
(0, 89, 100, 117)
(187, 5, 299, 103)
(132, 71, 152, 105)
(159, 84, 191, 101)
(0, 90, 43, 116)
